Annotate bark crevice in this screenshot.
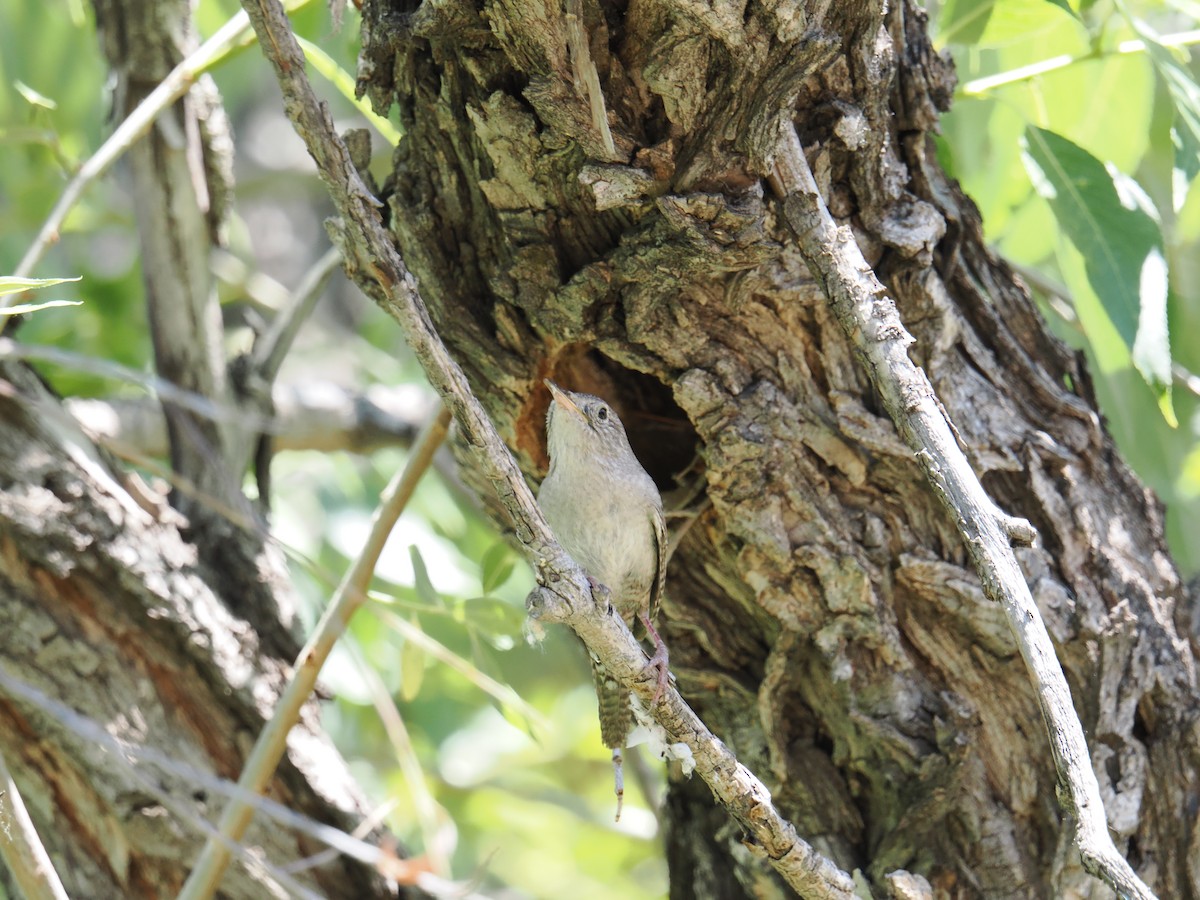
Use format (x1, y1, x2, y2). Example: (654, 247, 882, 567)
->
(359, 0, 1199, 894)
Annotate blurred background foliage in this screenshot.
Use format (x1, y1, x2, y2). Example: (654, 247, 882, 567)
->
(0, 0, 1197, 896)
(933, 0, 1200, 573)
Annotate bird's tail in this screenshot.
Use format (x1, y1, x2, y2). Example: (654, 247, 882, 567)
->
(592, 656, 633, 750)
(592, 656, 631, 821)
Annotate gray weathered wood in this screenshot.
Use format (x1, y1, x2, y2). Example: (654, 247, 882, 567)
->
(358, 0, 1200, 894)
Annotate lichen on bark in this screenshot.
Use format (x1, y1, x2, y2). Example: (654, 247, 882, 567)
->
(358, 0, 1200, 894)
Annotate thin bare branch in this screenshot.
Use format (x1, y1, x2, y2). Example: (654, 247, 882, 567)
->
(178, 405, 452, 900)
(67, 381, 431, 456)
(0, 748, 69, 900)
(767, 120, 1155, 900)
(0, 339, 263, 428)
(349, 648, 449, 874)
(251, 246, 343, 383)
(216, 2, 861, 897)
(6, 5, 295, 290)
(0, 667, 493, 898)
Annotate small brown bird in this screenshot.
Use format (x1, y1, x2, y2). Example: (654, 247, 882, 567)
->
(537, 380, 669, 818)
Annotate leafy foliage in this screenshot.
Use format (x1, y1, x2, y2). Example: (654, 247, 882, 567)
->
(1022, 126, 1173, 421)
(1, 0, 1198, 895)
(0, 2, 665, 896)
(936, 0, 1200, 571)
(0, 275, 82, 314)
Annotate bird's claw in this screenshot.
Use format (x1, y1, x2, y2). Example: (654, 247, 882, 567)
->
(639, 613, 671, 707)
(643, 643, 670, 707)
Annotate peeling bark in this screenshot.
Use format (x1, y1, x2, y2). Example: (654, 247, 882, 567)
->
(359, 0, 1200, 895)
(0, 362, 394, 897)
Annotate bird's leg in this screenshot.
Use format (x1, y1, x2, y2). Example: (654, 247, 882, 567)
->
(639, 613, 671, 706)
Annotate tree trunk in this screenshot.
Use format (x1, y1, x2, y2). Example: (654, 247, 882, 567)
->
(358, 0, 1200, 896)
(0, 363, 392, 898)
(0, 1, 398, 895)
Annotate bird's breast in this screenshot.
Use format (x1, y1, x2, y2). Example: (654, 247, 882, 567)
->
(537, 472, 657, 622)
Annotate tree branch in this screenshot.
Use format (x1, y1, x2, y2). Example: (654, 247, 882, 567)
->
(0, 747, 68, 900)
(66, 381, 431, 456)
(212, 1, 861, 897)
(92, 0, 243, 517)
(249, 246, 342, 384)
(179, 405, 451, 899)
(766, 120, 1156, 900)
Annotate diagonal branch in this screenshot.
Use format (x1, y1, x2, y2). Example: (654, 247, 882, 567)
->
(189, 2, 862, 898)
(66, 381, 431, 457)
(0, 747, 69, 900)
(178, 405, 450, 899)
(765, 119, 1156, 900)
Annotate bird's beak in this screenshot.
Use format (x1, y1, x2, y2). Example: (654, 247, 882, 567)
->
(545, 379, 583, 418)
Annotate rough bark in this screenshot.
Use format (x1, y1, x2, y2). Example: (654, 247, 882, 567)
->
(0, 3, 402, 895)
(0, 362, 394, 898)
(358, 0, 1200, 896)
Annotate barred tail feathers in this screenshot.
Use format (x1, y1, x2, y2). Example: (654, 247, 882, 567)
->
(591, 656, 632, 750)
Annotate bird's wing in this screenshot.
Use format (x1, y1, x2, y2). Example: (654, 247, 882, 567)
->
(648, 504, 667, 622)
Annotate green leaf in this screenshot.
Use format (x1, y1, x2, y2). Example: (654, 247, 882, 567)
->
(0, 299, 82, 317)
(1180, 443, 1200, 501)
(466, 632, 539, 739)
(480, 541, 515, 594)
(1041, 0, 1080, 22)
(1126, 23, 1200, 209)
(296, 35, 403, 147)
(936, 0, 995, 45)
(1022, 126, 1175, 425)
(399, 614, 426, 701)
(14, 81, 57, 110)
(408, 545, 441, 607)
(461, 597, 525, 644)
(977, 0, 1079, 45)
(0, 275, 81, 297)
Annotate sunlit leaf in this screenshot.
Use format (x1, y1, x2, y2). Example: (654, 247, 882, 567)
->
(1179, 443, 1200, 500)
(0, 275, 80, 297)
(480, 541, 516, 594)
(498, 698, 541, 742)
(977, 0, 1079, 45)
(1022, 126, 1175, 425)
(399, 614, 426, 701)
(14, 80, 56, 109)
(0, 299, 82, 316)
(936, 0, 995, 45)
(296, 35, 403, 146)
(1042, 0, 1081, 22)
(409, 545, 441, 607)
(466, 633, 537, 740)
(1125, 22, 1200, 210)
(462, 597, 524, 645)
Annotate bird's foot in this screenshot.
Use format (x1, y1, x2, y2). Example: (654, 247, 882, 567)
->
(639, 613, 671, 707)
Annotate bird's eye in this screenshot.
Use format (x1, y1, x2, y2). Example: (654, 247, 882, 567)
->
(596, 406, 609, 422)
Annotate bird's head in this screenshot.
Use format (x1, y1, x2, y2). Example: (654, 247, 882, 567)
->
(544, 380, 635, 465)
